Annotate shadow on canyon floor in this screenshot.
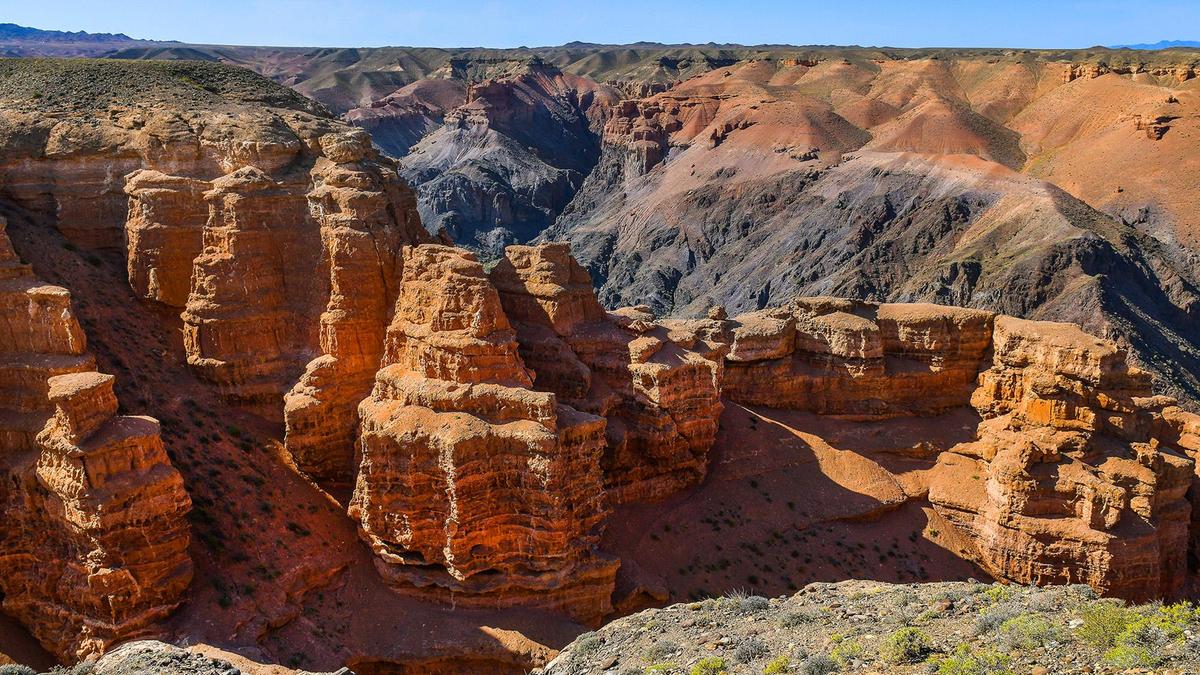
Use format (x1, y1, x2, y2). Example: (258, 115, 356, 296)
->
(603, 403, 991, 606)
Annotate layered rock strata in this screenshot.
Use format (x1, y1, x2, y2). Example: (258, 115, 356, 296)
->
(0, 219, 192, 660)
(720, 299, 995, 417)
(283, 131, 428, 480)
(349, 244, 617, 623)
(705, 295, 1200, 600)
(490, 243, 724, 503)
(929, 316, 1195, 600)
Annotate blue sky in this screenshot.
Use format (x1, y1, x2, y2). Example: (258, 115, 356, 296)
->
(2, 0, 1197, 49)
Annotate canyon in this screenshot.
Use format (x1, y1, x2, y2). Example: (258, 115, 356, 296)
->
(0, 41, 1198, 675)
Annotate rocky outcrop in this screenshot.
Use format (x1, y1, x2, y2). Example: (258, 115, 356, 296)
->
(490, 243, 724, 503)
(721, 299, 995, 417)
(929, 316, 1194, 601)
(282, 131, 427, 481)
(180, 167, 323, 409)
(0, 218, 192, 661)
(124, 171, 209, 307)
(349, 244, 617, 623)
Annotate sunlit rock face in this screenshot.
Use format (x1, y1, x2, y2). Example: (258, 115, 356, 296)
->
(0, 218, 191, 661)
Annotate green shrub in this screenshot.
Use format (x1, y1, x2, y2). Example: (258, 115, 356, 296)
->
(997, 614, 1060, 650)
(690, 656, 727, 675)
(1115, 601, 1198, 649)
(981, 585, 1014, 604)
(933, 644, 1013, 675)
(0, 666, 38, 675)
(881, 627, 932, 664)
(1101, 645, 1158, 669)
(763, 655, 790, 674)
(646, 663, 680, 674)
(1077, 601, 1136, 648)
(830, 638, 863, 666)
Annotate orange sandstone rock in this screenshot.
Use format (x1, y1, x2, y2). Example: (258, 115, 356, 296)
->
(283, 131, 430, 481)
(491, 243, 724, 503)
(123, 171, 209, 307)
(929, 316, 1194, 600)
(723, 299, 994, 417)
(0, 219, 192, 661)
(349, 244, 617, 623)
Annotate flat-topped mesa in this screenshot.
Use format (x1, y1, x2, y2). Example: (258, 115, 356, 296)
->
(721, 298, 995, 418)
(283, 130, 430, 482)
(350, 244, 617, 624)
(0, 222, 191, 661)
(929, 316, 1196, 601)
(490, 243, 724, 504)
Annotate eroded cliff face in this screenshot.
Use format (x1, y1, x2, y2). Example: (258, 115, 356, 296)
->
(694, 296, 1200, 601)
(349, 245, 617, 623)
(490, 243, 723, 503)
(930, 316, 1194, 600)
(0, 218, 192, 661)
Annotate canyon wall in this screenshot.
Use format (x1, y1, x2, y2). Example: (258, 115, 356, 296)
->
(349, 244, 617, 623)
(701, 296, 1200, 602)
(0, 217, 192, 661)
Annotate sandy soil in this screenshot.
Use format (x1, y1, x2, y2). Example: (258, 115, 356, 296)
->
(603, 403, 990, 605)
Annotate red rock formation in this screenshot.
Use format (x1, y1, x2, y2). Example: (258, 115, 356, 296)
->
(283, 130, 429, 481)
(0, 218, 95, 451)
(0, 219, 192, 661)
(722, 299, 994, 418)
(490, 243, 724, 503)
(180, 167, 323, 410)
(123, 171, 209, 307)
(929, 317, 1195, 600)
(350, 244, 617, 623)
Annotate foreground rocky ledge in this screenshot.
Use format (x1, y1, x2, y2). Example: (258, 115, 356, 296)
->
(544, 579, 1200, 674)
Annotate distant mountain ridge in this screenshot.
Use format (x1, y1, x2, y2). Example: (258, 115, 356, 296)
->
(0, 23, 167, 58)
(1111, 39, 1200, 49)
(0, 23, 137, 43)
